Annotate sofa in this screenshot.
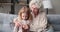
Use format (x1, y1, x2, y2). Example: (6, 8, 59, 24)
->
(0, 13, 60, 32)
(47, 14, 60, 32)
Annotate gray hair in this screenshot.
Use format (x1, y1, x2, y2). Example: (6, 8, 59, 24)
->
(29, 0, 43, 8)
(29, 0, 44, 12)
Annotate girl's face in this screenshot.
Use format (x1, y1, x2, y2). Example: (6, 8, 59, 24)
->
(22, 13, 28, 20)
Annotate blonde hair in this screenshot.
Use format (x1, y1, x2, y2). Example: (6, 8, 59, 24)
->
(18, 6, 32, 20)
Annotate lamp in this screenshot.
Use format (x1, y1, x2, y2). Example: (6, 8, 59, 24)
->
(42, 0, 53, 14)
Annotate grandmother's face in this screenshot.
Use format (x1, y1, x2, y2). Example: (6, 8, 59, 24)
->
(31, 4, 39, 14)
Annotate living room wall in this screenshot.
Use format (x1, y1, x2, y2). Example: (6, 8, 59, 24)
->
(0, 0, 60, 14)
(48, 0, 60, 14)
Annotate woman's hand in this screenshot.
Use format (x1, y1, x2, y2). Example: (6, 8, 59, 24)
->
(23, 25, 29, 29)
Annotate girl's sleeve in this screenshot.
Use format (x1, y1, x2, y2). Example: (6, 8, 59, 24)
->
(13, 26, 19, 32)
(13, 17, 19, 32)
(13, 18, 18, 23)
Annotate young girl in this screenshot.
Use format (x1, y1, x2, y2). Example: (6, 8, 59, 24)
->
(13, 6, 32, 32)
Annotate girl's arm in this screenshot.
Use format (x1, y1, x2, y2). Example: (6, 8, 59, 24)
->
(13, 26, 19, 32)
(13, 18, 23, 32)
(13, 18, 20, 27)
(13, 18, 19, 32)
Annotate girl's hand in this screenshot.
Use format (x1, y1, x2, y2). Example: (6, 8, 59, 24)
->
(13, 18, 22, 27)
(23, 25, 29, 29)
(15, 21, 22, 27)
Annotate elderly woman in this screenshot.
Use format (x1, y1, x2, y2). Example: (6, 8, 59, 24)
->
(29, 0, 54, 32)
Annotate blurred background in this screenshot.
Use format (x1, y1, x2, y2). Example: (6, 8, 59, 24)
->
(0, 0, 60, 14)
(0, 0, 60, 32)
(0, 0, 30, 14)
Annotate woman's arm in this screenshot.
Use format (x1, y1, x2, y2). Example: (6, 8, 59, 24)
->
(40, 13, 47, 29)
(38, 13, 47, 32)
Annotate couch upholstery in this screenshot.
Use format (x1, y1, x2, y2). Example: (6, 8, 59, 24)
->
(0, 13, 17, 32)
(47, 15, 60, 32)
(0, 13, 60, 32)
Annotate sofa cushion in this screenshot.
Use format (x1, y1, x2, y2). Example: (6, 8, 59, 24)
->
(47, 15, 60, 31)
(0, 13, 17, 32)
(47, 15, 60, 24)
(52, 24, 60, 31)
(55, 31, 60, 32)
